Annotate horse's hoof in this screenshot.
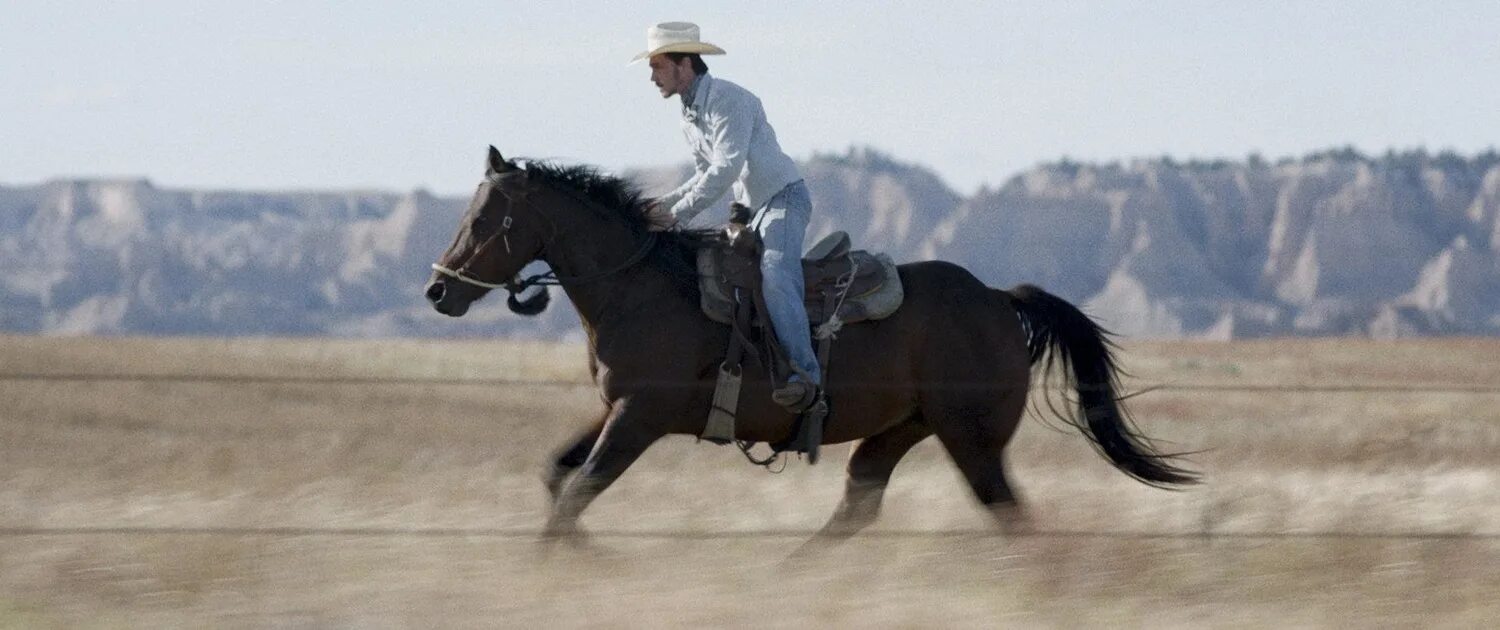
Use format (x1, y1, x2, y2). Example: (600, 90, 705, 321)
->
(542, 470, 568, 503)
(816, 511, 877, 539)
(540, 516, 584, 541)
(989, 503, 1030, 535)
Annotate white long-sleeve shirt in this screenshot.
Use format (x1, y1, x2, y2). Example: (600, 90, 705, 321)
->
(655, 73, 803, 226)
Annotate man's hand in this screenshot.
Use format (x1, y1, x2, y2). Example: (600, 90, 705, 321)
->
(728, 202, 752, 226)
(644, 198, 678, 232)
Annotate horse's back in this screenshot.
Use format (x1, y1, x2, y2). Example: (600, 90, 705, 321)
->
(826, 259, 1030, 379)
(893, 259, 1030, 369)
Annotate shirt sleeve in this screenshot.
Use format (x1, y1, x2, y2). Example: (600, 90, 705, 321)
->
(667, 105, 753, 226)
(653, 172, 701, 211)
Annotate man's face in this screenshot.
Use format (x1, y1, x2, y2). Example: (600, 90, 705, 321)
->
(648, 55, 693, 99)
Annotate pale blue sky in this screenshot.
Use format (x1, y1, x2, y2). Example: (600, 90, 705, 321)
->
(4, 1, 1498, 195)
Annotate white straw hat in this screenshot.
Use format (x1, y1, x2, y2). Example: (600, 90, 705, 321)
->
(629, 22, 726, 64)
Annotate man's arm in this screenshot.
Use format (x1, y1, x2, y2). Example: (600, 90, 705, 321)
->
(652, 171, 702, 212)
(667, 107, 753, 226)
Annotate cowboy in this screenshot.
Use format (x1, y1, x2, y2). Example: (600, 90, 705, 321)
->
(634, 21, 821, 412)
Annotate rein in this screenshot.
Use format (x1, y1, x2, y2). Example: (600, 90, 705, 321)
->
(507, 231, 659, 292)
(430, 173, 660, 295)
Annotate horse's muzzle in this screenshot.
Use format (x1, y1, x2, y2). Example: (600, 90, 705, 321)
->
(425, 280, 470, 317)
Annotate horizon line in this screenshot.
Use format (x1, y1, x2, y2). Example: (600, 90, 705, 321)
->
(7, 143, 1499, 197)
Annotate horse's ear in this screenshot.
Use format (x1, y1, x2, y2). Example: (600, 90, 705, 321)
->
(487, 145, 515, 175)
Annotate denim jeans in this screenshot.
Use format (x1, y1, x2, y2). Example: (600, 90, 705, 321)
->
(750, 180, 822, 385)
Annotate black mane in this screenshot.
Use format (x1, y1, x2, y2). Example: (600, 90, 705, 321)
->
(519, 159, 719, 294)
(521, 160, 653, 223)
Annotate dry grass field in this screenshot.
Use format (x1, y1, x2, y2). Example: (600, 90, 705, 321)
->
(2, 335, 1500, 627)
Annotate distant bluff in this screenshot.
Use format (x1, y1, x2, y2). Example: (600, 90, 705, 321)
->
(927, 149, 1500, 338)
(3, 147, 1498, 339)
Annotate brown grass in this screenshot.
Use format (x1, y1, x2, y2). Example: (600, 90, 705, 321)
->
(2, 335, 1500, 626)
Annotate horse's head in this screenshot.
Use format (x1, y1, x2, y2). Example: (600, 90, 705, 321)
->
(426, 146, 551, 317)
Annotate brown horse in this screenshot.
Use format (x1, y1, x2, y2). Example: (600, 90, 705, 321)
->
(425, 147, 1194, 537)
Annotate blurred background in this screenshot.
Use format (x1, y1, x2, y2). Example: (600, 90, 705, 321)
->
(3, 2, 1500, 627)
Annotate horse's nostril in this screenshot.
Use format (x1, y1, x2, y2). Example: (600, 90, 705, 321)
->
(425, 281, 446, 303)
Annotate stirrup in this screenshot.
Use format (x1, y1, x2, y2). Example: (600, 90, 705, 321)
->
(796, 394, 828, 465)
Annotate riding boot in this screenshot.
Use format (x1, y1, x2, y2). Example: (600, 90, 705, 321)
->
(771, 380, 817, 412)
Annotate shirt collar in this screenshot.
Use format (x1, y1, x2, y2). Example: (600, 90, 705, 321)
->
(681, 73, 710, 119)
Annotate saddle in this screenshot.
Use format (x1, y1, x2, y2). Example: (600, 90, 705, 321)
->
(694, 218, 905, 464)
(696, 228, 904, 331)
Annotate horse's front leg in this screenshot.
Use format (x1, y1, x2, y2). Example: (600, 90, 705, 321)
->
(544, 398, 661, 537)
(543, 408, 608, 504)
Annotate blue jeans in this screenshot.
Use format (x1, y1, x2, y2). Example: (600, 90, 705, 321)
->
(750, 181, 821, 386)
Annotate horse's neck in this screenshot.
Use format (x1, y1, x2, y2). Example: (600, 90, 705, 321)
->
(547, 234, 700, 342)
(564, 269, 704, 367)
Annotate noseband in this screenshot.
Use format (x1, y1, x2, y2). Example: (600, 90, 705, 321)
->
(429, 178, 523, 290)
(430, 173, 659, 294)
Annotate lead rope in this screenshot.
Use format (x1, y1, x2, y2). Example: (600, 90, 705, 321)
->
(813, 257, 861, 340)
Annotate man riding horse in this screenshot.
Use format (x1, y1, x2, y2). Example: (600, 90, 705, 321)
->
(634, 22, 822, 413)
(423, 22, 1195, 539)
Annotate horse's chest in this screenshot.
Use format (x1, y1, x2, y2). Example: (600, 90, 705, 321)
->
(589, 355, 648, 402)
(592, 347, 705, 403)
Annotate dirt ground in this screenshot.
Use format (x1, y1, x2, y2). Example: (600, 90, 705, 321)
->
(2, 335, 1499, 627)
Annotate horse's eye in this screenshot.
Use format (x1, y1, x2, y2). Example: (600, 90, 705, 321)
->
(473, 215, 489, 230)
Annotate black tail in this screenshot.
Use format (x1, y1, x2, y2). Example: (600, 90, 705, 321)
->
(1005, 284, 1197, 487)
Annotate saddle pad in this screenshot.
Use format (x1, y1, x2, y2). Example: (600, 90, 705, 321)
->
(696, 249, 904, 327)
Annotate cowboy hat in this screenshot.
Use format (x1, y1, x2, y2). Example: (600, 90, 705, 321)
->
(629, 22, 726, 64)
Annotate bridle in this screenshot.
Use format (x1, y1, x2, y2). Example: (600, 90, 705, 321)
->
(430, 172, 660, 295)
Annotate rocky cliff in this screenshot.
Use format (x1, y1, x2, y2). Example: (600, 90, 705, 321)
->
(4, 148, 1497, 339)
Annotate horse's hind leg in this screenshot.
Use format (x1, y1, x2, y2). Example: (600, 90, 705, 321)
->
(543, 408, 607, 504)
(927, 390, 1028, 533)
(820, 417, 932, 537)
